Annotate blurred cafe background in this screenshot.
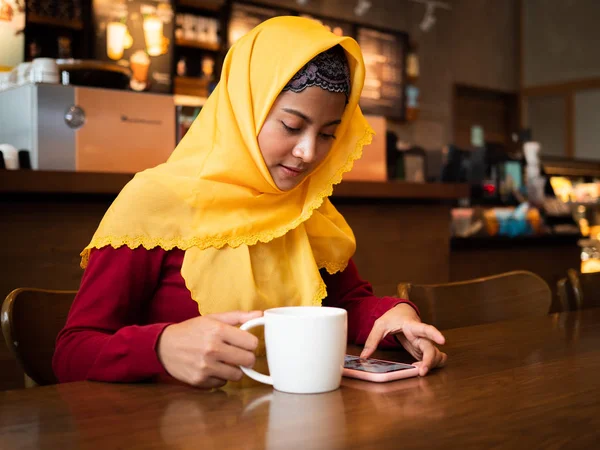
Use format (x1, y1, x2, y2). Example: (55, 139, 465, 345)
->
(1, 0, 600, 391)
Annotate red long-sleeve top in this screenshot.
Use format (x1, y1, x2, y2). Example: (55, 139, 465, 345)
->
(53, 246, 416, 383)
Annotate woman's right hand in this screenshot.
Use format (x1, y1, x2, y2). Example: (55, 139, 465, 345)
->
(156, 311, 263, 389)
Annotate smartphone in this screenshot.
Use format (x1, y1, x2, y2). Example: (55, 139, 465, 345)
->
(342, 355, 419, 382)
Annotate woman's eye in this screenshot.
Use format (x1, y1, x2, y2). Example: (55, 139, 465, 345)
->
(281, 121, 300, 133)
(319, 133, 336, 140)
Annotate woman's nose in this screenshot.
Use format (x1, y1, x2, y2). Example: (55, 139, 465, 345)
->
(292, 135, 317, 163)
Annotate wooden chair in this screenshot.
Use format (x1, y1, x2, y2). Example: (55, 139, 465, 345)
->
(556, 274, 575, 312)
(1, 288, 76, 387)
(397, 271, 552, 330)
(557, 269, 600, 312)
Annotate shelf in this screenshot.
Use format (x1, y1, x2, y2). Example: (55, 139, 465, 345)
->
(176, 0, 224, 12)
(175, 38, 221, 52)
(174, 94, 207, 107)
(0, 171, 133, 196)
(27, 13, 84, 30)
(541, 156, 600, 178)
(332, 181, 469, 200)
(175, 76, 210, 85)
(451, 234, 581, 251)
(174, 76, 212, 97)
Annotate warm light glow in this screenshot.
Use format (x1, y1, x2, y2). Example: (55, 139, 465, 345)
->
(364, 78, 382, 88)
(549, 176, 573, 203)
(580, 218, 590, 236)
(106, 22, 127, 61)
(144, 15, 165, 56)
(590, 226, 600, 241)
(363, 53, 388, 64)
(201, 57, 214, 78)
(0, 0, 14, 22)
(581, 258, 600, 273)
(579, 238, 600, 273)
(229, 25, 247, 45)
(407, 53, 420, 78)
(123, 29, 133, 49)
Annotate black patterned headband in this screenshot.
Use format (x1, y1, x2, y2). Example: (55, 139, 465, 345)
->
(283, 45, 351, 98)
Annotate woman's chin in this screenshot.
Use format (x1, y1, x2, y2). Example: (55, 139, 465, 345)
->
(275, 179, 299, 191)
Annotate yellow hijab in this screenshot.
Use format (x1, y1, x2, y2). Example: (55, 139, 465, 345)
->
(82, 16, 374, 315)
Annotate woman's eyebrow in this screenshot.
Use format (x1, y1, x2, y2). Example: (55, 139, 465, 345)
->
(282, 108, 311, 123)
(282, 108, 341, 126)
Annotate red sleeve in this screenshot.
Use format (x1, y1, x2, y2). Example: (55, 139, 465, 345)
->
(322, 259, 419, 349)
(53, 246, 171, 383)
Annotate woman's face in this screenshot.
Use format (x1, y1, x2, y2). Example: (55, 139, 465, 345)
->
(258, 86, 346, 191)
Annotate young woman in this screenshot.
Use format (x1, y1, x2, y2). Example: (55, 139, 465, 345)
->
(53, 16, 446, 389)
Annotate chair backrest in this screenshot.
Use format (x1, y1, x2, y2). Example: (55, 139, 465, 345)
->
(557, 269, 600, 312)
(397, 271, 552, 330)
(1, 288, 76, 386)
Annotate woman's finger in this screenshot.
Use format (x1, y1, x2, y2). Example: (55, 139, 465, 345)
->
(208, 310, 263, 326)
(360, 320, 388, 358)
(218, 341, 257, 368)
(395, 333, 422, 361)
(195, 376, 228, 390)
(211, 361, 245, 382)
(404, 321, 446, 345)
(438, 351, 448, 368)
(221, 323, 260, 352)
(417, 339, 437, 376)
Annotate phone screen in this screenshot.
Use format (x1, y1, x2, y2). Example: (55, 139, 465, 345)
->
(344, 355, 416, 373)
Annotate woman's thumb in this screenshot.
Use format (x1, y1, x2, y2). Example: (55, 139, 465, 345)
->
(208, 310, 263, 325)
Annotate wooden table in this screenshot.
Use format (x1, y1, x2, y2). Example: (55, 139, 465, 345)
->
(2, 309, 599, 449)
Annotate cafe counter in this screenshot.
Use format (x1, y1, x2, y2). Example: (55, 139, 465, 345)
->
(450, 234, 581, 308)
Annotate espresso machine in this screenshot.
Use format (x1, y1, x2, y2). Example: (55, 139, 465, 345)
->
(0, 83, 175, 173)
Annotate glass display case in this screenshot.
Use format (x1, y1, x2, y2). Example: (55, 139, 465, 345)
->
(542, 156, 600, 272)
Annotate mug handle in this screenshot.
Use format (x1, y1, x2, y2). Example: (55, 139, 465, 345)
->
(239, 317, 273, 386)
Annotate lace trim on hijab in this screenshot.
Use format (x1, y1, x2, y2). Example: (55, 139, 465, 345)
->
(282, 45, 351, 97)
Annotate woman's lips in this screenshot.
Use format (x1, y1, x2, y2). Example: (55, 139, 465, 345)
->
(279, 164, 304, 177)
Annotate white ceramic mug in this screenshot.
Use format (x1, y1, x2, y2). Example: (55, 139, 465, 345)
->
(240, 306, 347, 394)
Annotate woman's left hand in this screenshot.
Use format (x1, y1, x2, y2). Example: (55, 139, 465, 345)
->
(360, 303, 447, 376)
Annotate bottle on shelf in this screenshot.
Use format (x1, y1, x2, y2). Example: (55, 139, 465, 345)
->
(177, 57, 187, 77)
